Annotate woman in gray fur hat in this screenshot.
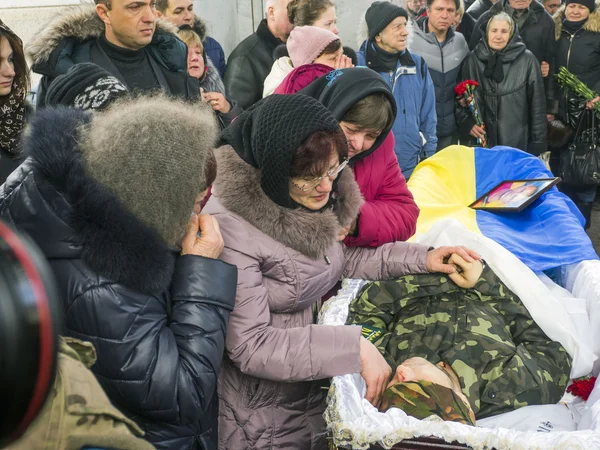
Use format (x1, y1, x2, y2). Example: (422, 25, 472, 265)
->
(0, 95, 237, 450)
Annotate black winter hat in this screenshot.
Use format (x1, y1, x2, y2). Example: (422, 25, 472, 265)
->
(365, 1, 409, 40)
(218, 94, 343, 209)
(46, 63, 128, 110)
(565, 0, 596, 12)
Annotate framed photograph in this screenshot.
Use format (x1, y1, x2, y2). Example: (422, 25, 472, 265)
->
(469, 178, 560, 212)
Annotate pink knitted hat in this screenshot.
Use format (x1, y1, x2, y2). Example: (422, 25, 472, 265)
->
(287, 26, 340, 67)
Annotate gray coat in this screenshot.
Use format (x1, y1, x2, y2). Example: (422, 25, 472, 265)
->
(410, 18, 469, 138)
(203, 146, 431, 450)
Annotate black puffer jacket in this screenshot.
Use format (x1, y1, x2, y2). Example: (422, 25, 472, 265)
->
(457, 33, 548, 154)
(467, 0, 495, 21)
(224, 20, 284, 109)
(0, 108, 237, 450)
(553, 5, 600, 126)
(469, 0, 557, 113)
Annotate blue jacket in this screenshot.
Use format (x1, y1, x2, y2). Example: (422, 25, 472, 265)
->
(203, 36, 227, 79)
(410, 18, 468, 138)
(358, 41, 437, 178)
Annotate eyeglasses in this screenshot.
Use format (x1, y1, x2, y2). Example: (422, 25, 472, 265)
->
(291, 159, 349, 192)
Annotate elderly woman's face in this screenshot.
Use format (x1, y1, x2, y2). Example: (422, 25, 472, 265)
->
(0, 38, 15, 97)
(186, 44, 205, 80)
(565, 3, 591, 21)
(487, 19, 511, 51)
(289, 152, 341, 210)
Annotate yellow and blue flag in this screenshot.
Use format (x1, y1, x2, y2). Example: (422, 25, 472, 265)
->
(408, 146, 598, 272)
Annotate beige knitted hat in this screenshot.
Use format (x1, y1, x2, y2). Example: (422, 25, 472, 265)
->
(81, 95, 218, 247)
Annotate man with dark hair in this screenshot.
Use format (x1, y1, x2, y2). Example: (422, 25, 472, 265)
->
(410, 0, 469, 151)
(468, 0, 558, 118)
(224, 0, 294, 109)
(28, 0, 199, 106)
(357, 1, 437, 178)
(154, 0, 227, 78)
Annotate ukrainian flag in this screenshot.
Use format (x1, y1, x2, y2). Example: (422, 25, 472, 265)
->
(408, 146, 598, 272)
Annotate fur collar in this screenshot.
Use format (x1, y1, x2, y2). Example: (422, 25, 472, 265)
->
(27, 4, 180, 66)
(23, 107, 175, 295)
(213, 145, 363, 259)
(201, 57, 225, 95)
(193, 17, 208, 41)
(554, 4, 600, 39)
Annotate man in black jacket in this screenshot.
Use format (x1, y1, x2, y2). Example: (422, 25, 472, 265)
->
(224, 0, 293, 109)
(0, 96, 237, 450)
(469, 0, 558, 116)
(27, 0, 199, 106)
(467, 0, 498, 21)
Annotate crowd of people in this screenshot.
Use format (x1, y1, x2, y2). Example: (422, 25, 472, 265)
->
(0, 0, 598, 449)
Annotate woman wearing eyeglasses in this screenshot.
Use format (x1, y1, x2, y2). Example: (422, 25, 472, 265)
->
(204, 94, 480, 450)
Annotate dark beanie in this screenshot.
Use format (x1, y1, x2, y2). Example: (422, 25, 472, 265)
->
(565, 0, 596, 12)
(46, 63, 128, 110)
(365, 1, 409, 40)
(218, 94, 343, 209)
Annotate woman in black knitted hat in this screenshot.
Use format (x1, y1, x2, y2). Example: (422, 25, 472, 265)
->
(0, 20, 30, 184)
(205, 93, 481, 450)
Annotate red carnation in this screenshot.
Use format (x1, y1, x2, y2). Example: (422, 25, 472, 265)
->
(454, 80, 480, 96)
(567, 377, 597, 401)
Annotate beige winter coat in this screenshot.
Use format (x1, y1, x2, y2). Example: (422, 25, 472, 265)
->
(262, 56, 294, 97)
(204, 146, 430, 450)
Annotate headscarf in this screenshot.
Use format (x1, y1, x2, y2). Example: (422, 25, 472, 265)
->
(380, 380, 476, 426)
(298, 67, 397, 165)
(218, 94, 343, 209)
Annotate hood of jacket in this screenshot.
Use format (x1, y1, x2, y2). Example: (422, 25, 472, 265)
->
(474, 29, 527, 63)
(27, 5, 183, 70)
(298, 67, 397, 165)
(213, 145, 363, 259)
(192, 16, 209, 41)
(553, 4, 600, 39)
(6, 107, 176, 295)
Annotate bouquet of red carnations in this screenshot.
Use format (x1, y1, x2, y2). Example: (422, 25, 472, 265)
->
(455, 80, 487, 148)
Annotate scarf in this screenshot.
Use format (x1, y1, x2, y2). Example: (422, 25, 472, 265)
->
(0, 81, 27, 154)
(484, 51, 504, 83)
(366, 41, 416, 73)
(381, 380, 476, 426)
(563, 18, 588, 34)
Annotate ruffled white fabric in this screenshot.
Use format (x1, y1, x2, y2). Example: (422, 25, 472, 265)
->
(320, 219, 600, 449)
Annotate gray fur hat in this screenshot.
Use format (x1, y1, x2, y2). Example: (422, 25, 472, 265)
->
(81, 95, 218, 247)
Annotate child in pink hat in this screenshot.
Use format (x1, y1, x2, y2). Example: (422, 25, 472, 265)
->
(271, 26, 353, 95)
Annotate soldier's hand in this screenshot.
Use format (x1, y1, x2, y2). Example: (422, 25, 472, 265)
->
(427, 246, 481, 274)
(359, 337, 392, 407)
(447, 253, 483, 288)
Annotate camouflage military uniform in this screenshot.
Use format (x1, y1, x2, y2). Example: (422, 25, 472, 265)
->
(6, 337, 154, 450)
(347, 264, 572, 419)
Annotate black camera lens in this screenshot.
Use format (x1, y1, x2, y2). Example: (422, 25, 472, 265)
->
(0, 222, 61, 446)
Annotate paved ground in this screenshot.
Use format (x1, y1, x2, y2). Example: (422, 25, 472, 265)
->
(588, 199, 600, 253)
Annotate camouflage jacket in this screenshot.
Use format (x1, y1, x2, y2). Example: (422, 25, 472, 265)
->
(347, 264, 572, 419)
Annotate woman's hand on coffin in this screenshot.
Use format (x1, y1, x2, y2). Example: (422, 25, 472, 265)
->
(426, 246, 481, 274)
(181, 213, 224, 259)
(359, 337, 392, 407)
(447, 253, 483, 288)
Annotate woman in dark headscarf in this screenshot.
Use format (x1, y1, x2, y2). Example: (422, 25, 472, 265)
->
(0, 20, 30, 184)
(456, 12, 547, 155)
(204, 93, 480, 450)
(300, 67, 419, 246)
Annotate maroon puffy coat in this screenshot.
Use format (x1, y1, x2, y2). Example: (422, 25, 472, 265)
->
(273, 63, 333, 95)
(344, 132, 420, 247)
